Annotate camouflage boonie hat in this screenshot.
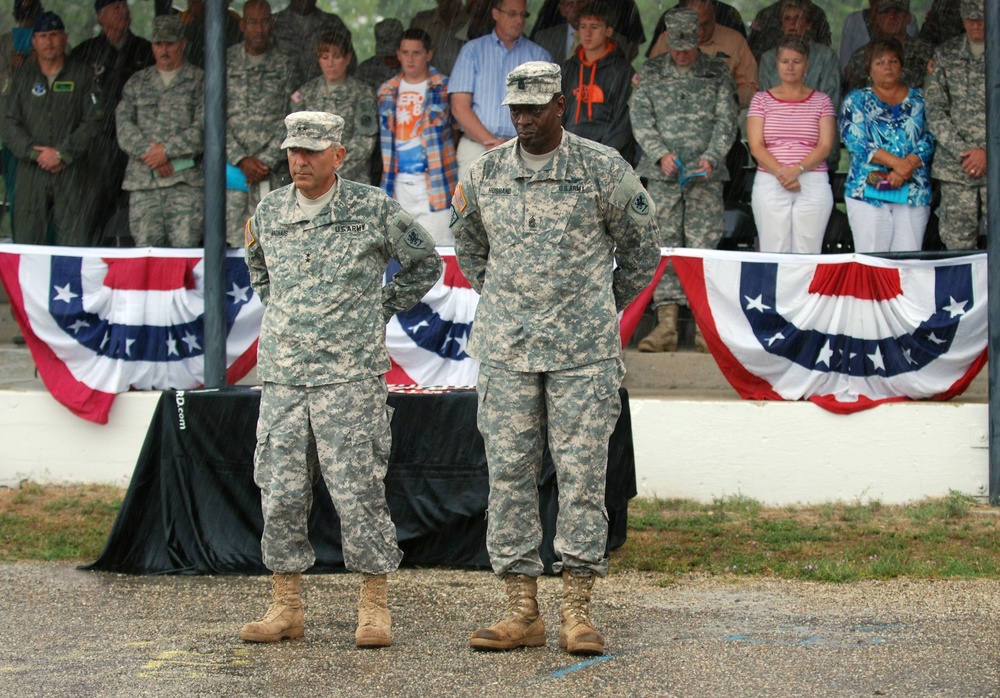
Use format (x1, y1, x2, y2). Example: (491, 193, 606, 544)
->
(501, 61, 562, 106)
(151, 15, 184, 42)
(877, 0, 909, 12)
(281, 111, 346, 150)
(960, 0, 983, 20)
(663, 7, 699, 51)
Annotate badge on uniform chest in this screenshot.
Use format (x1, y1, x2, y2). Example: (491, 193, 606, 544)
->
(32, 83, 46, 97)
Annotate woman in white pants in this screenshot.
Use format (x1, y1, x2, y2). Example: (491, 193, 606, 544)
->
(747, 35, 837, 253)
(839, 36, 935, 252)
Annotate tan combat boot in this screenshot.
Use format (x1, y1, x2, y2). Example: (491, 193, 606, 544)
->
(638, 304, 679, 353)
(469, 573, 546, 650)
(355, 573, 392, 648)
(559, 570, 605, 655)
(240, 572, 304, 642)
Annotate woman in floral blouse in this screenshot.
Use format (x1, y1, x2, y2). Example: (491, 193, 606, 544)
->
(840, 36, 935, 252)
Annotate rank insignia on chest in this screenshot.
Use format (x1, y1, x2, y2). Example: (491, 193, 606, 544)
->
(32, 83, 46, 97)
(404, 228, 426, 249)
(52, 81, 75, 92)
(528, 215, 537, 228)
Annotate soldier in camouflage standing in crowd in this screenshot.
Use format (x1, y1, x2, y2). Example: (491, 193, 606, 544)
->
(290, 30, 379, 184)
(924, 0, 986, 250)
(451, 62, 659, 656)
(240, 111, 441, 648)
(629, 7, 737, 353)
(224, 0, 301, 247)
(116, 15, 204, 247)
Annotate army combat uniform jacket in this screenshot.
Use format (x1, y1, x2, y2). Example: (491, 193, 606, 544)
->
(450, 129, 660, 372)
(246, 178, 441, 386)
(925, 35, 985, 185)
(629, 52, 738, 183)
(116, 62, 205, 191)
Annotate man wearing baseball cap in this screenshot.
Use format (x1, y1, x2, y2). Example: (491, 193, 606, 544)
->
(844, 0, 936, 91)
(1, 10, 103, 246)
(241, 111, 441, 648)
(451, 62, 659, 655)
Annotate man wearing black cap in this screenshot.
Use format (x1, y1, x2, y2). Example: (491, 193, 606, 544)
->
(1, 11, 103, 246)
(72, 0, 154, 242)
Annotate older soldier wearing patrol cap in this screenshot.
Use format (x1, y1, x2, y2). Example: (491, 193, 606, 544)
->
(924, 0, 986, 250)
(452, 61, 659, 656)
(630, 7, 737, 353)
(116, 15, 205, 247)
(241, 111, 441, 648)
(1, 11, 103, 246)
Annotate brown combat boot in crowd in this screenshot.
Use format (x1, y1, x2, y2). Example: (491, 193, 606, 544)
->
(240, 572, 304, 642)
(638, 304, 679, 352)
(469, 573, 546, 650)
(559, 570, 605, 655)
(355, 573, 392, 648)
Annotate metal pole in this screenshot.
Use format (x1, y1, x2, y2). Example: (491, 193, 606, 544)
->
(985, 0, 1000, 503)
(201, 0, 228, 388)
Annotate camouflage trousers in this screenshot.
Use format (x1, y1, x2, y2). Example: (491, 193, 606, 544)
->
(254, 378, 403, 575)
(645, 178, 724, 307)
(938, 182, 987, 251)
(476, 358, 624, 579)
(128, 184, 204, 248)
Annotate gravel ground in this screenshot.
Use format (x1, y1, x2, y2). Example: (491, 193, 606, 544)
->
(1, 563, 998, 697)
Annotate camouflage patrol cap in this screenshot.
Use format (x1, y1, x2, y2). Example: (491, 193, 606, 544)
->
(151, 15, 184, 43)
(281, 111, 346, 150)
(960, 0, 983, 20)
(501, 61, 562, 106)
(663, 7, 699, 51)
(877, 0, 909, 13)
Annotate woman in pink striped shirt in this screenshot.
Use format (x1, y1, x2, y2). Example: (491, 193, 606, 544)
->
(747, 34, 836, 253)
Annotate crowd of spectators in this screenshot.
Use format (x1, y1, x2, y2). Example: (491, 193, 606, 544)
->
(0, 0, 989, 349)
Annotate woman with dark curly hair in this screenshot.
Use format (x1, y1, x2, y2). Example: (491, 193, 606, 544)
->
(839, 36, 935, 252)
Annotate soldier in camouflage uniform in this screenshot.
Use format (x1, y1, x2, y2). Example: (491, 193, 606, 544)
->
(451, 62, 659, 656)
(116, 16, 204, 247)
(629, 8, 737, 353)
(290, 30, 379, 184)
(225, 0, 301, 247)
(240, 111, 441, 648)
(272, 0, 350, 85)
(924, 0, 986, 250)
(1, 12, 103, 246)
(843, 0, 936, 93)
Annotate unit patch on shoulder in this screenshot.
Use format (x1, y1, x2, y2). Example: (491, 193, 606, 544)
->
(449, 205, 458, 228)
(244, 219, 256, 247)
(290, 90, 303, 104)
(927, 58, 935, 74)
(631, 73, 641, 87)
(631, 191, 650, 216)
(404, 228, 427, 250)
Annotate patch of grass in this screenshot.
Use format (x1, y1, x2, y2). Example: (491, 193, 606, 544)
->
(612, 494, 1000, 583)
(0, 484, 123, 562)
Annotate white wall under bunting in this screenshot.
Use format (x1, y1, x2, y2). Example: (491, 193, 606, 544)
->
(0, 389, 989, 505)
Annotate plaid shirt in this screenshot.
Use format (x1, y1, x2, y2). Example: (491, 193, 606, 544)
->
(377, 68, 458, 212)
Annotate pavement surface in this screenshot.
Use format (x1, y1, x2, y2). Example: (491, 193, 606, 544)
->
(1, 563, 997, 697)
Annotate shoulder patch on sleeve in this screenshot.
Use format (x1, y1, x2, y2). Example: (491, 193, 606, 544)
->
(290, 90, 303, 104)
(449, 205, 459, 228)
(244, 219, 256, 247)
(453, 183, 468, 212)
(611, 173, 655, 224)
(404, 227, 427, 250)
(927, 58, 935, 74)
(631, 73, 641, 87)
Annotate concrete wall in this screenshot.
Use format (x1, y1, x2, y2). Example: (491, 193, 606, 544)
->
(0, 390, 990, 505)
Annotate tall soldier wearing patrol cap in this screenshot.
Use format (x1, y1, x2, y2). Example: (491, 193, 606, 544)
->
(241, 111, 441, 648)
(1, 11, 103, 246)
(451, 61, 659, 655)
